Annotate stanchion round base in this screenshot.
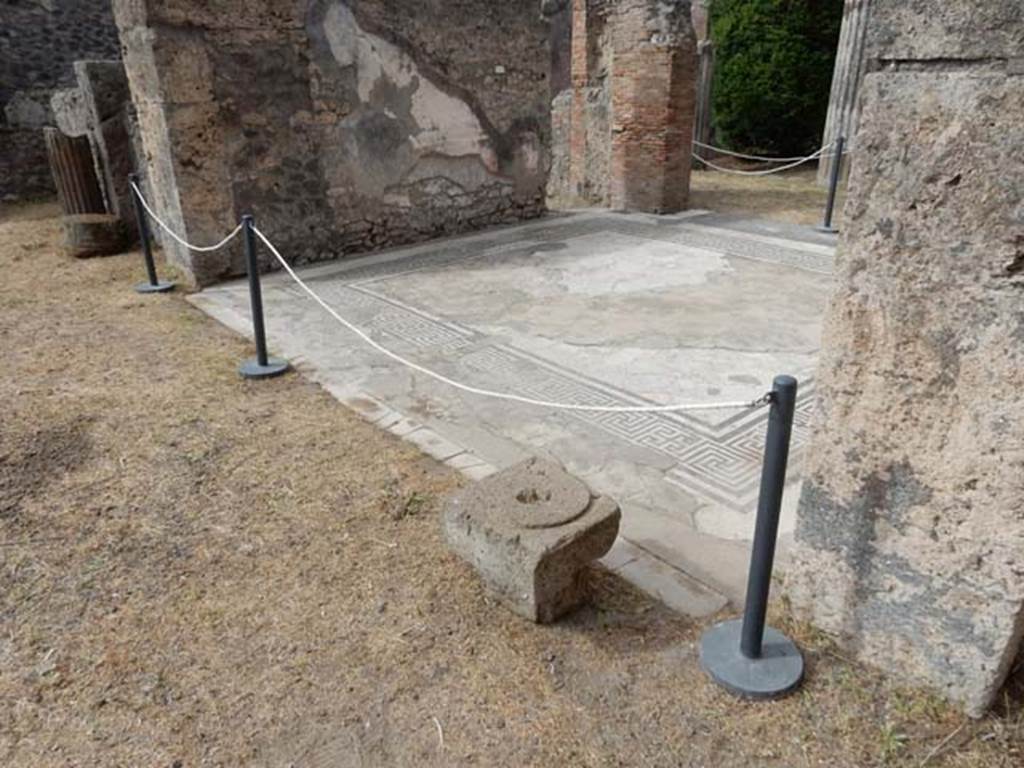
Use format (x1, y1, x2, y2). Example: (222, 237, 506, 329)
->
(135, 280, 175, 294)
(814, 225, 839, 235)
(699, 619, 804, 700)
(239, 358, 290, 380)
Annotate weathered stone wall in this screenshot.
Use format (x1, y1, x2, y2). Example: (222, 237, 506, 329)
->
(787, 0, 1024, 716)
(0, 0, 121, 201)
(548, 0, 696, 212)
(114, 0, 556, 286)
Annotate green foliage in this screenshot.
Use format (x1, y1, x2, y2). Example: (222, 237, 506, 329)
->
(711, 0, 844, 156)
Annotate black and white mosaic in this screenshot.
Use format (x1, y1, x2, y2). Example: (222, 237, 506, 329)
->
(286, 214, 827, 516)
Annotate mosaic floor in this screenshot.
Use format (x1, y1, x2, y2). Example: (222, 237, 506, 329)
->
(192, 209, 835, 603)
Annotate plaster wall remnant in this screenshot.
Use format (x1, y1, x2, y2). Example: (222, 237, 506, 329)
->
(112, 0, 558, 287)
(548, 0, 697, 213)
(0, 0, 121, 201)
(787, 0, 1024, 717)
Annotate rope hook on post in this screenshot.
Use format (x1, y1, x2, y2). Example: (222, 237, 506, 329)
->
(128, 173, 175, 294)
(699, 374, 804, 700)
(239, 214, 290, 380)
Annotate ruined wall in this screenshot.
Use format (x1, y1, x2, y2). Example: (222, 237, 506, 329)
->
(0, 0, 121, 201)
(548, 0, 696, 212)
(787, 0, 1024, 716)
(114, 0, 555, 286)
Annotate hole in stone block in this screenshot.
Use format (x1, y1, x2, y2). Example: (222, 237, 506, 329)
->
(516, 488, 553, 504)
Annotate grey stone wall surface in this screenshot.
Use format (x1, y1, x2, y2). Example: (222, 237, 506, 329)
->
(548, 90, 573, 203)
(0, 0, 121, 200)
(548, 38, 612, 206)
(114, 0, 555, 286)
(787, 0, 1024, 717)
(864, 0, 1024, 61)
(580, 4, 612, 206)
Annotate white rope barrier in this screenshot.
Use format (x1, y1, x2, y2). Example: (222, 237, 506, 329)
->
(252, 225, 771, 414)
(129, 179, 773, 412)
(692, 145, 831, 176)
(130, 181, 243, 252)
(693, 140, 831, 164)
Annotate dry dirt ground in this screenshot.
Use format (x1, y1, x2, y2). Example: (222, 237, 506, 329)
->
(1, 202, 1020, 767)
(689, 166, 845, 227)
(553, 163, 845, 228)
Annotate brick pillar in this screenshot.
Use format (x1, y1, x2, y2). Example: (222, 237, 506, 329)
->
(609, 0, 696, 213)
(568, 0, 589, 198)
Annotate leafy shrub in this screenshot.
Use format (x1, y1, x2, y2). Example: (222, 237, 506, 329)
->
(710, 0, 844, 156)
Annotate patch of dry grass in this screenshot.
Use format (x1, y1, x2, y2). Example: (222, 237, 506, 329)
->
(0, 202, 1019, 766)
(689, 166, 846, 227)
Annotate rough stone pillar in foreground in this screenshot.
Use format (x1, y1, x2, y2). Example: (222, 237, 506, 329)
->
(788, 1, 1024, 716)
(609, 0, 696, 213)
(817, 0, 871, 185)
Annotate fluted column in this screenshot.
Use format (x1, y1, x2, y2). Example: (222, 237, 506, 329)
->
(817, 0, 872, 184)
(44, 128, 106, 215)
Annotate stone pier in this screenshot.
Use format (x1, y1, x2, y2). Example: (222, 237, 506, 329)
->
(789, 0, 1024, 716)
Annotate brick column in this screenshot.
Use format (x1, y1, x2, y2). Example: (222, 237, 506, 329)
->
(609, 0, 696, 213)
(817, 0, 872, 185)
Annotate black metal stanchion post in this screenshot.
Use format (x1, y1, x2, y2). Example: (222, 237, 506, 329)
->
(239, 214, 290, 380)
(816, 135, 845, 234)
(699, 375, 804, 699)
(129, 173, 175, 294)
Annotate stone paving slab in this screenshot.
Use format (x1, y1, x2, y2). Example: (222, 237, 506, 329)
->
(190, 209, 833, 610)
